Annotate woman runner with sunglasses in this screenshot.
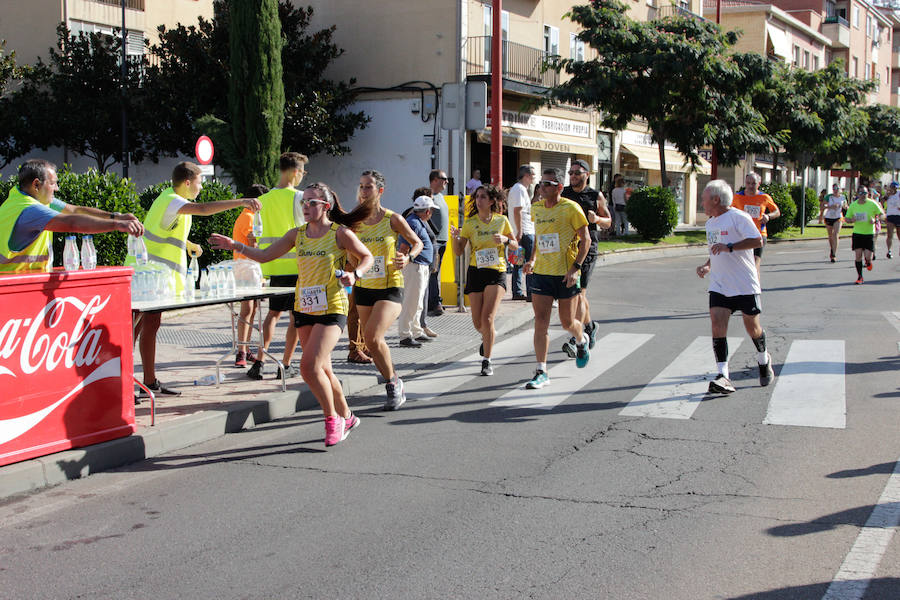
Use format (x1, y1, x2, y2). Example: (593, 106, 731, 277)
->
(352, 170, 423, 410)
(450, 184, 516, 376)
(209, 183, 374, 447)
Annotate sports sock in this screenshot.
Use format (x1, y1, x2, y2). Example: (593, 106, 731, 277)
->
(752, 331, 768, 365)
(855, 260, 863, 277)
(537, 362, 546, 372)
(713, 337, 728, 363)
(717, 362, 730, 379)
(579, 333, 588, 346)
(484, 357, 492, 364)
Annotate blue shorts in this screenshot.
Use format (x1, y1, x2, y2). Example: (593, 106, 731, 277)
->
(531, 273, 580, 300)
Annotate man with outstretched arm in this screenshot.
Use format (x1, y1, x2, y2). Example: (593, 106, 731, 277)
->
(696, 180, 774, 395)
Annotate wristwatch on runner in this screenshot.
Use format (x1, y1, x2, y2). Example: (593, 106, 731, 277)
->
(727, 243, 734, 252)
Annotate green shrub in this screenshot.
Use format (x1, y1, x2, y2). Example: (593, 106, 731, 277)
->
(140, 179, 241, 270)
(790, 184, 819, 227)
(0, 175, 15, 202)
(758, 182, 795, 237)
(624, 185, 679, 241)
(54, 167, 145, 267)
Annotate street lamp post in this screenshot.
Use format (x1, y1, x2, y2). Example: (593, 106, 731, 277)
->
(120, 0, 129, 179)
(799, 151, 813, 234)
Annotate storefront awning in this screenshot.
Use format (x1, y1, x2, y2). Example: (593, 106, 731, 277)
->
(619, 143, 711, 175)
(476, 129, 597, 156)
(766, 24, 791, 62)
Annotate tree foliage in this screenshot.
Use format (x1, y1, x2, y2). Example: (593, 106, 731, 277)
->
(0, 40, 30, 169)
(548, 1, 768, 185)
(143, 1, 368, 165)
(843, 104, 900, 177)
(2, 26, 155, 172)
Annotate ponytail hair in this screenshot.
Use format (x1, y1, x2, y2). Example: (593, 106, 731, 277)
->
(467, 184, 506, 219)
(306, 182, 372, 231)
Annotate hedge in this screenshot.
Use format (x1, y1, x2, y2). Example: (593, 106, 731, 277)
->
(625, 186, 679, 241)
(791, 184, 819, 227)
(758, 182, 795, 237)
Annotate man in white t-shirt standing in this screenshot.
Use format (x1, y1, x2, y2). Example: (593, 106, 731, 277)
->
(507, 164, 535, 300)
(696, 180, 774, 394)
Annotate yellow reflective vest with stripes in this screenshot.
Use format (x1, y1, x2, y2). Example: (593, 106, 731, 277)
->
(258, 187, 302, 276)
(0, 187, 52, 273)
(139, 187, 192, 293)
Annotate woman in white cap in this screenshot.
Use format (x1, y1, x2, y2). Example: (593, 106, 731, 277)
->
(450, 184, 517, 376)
(820, 182, 848, 262)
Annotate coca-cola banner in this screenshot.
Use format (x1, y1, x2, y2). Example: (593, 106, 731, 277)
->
(0, 267, 135, 466)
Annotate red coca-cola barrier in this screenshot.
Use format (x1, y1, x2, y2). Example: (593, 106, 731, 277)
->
(0, 267, 135, 466)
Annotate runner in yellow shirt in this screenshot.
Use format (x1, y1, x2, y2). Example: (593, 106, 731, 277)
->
(522, 167, 591, 389)
(450, 184, 517, 376)
(210, 182, 374, 447)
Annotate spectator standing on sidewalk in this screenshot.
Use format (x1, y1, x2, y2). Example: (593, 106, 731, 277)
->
(0, 158, 144, 274)
(246, 152, 307, 381)
(133, 161, 261, 397)
(426, 169, 449, 317)
(507, 164, 536, 301)
(465, 169, 483, 196)
(731, 172, 780, 281)
(397, 195, 436, 347)
(611, 176, 628, 235)
(561, 159, 611, 357)
(695, 180, 773, 395)
(231, 183, 269, 367)
(884, 181, 900, 259)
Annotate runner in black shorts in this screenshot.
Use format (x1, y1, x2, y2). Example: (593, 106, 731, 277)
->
(561, 160, 611, 358)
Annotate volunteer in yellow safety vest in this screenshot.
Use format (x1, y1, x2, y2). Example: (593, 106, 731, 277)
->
(0, 158, 143, 273)
(245, 151, 308, 381)
(133, 161, 261, 398)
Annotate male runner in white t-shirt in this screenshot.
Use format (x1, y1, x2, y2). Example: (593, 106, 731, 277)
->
(696, 180, 774, 394)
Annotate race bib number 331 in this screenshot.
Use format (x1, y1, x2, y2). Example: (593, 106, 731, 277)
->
(298, 285, 327, 313)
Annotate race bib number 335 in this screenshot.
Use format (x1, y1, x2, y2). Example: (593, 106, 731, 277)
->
(476, 248, 500, 268)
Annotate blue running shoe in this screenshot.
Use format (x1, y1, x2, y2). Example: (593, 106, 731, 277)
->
(526, 370, 550, 389)
(587, 321, 598, 349)
(575, 344, 590, 368)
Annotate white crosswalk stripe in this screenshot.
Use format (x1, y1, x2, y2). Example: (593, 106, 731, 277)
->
(403, 328, 554, 404)
(763, 340, 846, 429)
(490, 333, 654, 410)
(618, 336, 744, 419)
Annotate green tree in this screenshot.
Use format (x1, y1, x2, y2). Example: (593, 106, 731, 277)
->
(548, 1, 767, 185)
(3, 26, 154, 172)
(143, 1, 368, 166)
(199, 0, 285, 190)
(0, 40, 33, 169)
(843, 104, 900, 178)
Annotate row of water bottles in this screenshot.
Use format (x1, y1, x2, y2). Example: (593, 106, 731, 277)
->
(54, 235, 99, 271)
(193, 264, 237, 300)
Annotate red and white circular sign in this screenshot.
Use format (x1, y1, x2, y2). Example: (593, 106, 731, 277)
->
(195, 135, 215, 165)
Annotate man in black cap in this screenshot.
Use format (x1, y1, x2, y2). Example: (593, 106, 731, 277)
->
(561, 159, 611, 356)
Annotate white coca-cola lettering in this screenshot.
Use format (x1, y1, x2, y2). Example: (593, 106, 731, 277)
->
(0, 295, 110, 376)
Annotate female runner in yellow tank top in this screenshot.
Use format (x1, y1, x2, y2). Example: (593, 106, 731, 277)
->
(210, 183, 374, 447)
(352, 170, 423, 411)
(450, 184, 516, 376)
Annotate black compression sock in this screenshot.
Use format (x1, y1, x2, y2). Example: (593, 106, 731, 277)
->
(712, 337, 728, 363)
(855, 261, 863, 277)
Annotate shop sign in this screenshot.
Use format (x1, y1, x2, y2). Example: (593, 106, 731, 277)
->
(487, 107, 591, 138)
(621, 129, 677, 150)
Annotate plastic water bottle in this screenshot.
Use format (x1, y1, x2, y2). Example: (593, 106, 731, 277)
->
(199, 268, 210, 298)
(134, 236, 149, 265)
(63, 236, 80, 271)
(225, 265, 237, 296)
(46, 241, 53, 272)
(252, 210, 263, 239)
(194, 373, 225, 386)
(189, 254, 200, 282)
(80, 235, 97, 270)
(184, 269, 195, 301)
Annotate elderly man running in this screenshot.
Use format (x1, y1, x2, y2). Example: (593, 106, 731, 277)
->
(696, 180, 774, 394)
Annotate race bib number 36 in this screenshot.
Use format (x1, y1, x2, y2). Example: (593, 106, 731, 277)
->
(298, 285, 327, 313)
(363, 256, 386, 280)
(538, 233, 560, 254)
(475, 248, 500, 268)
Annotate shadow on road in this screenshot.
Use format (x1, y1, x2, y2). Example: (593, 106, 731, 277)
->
(726, 578, 900, 599)
(766, 503, 897, 537)
(827, 462, 899, 479)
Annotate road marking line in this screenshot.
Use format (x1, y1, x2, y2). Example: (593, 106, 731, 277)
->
(490, 333, 654, 410)
(763, 340, 845, 429)
(822, 455, 900, 600)
(618, 336, 743, 419)
(403, 328, 556, 403)
(883, 311, 900, 335)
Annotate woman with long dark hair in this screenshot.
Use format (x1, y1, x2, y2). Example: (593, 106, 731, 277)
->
(451, 184, 517, 376)
(210, 182, 374, 447)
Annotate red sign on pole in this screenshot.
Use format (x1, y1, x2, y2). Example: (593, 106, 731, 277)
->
(195, 135, 215, 165)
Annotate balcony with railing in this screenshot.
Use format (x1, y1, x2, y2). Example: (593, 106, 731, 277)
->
(465, 36, 559, 93)
(650, 4, 707, 21)
(90, 0, 145, 9)
(822, 15, 850, 48)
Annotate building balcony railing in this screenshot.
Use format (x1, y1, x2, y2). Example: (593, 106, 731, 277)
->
(822, 18, 850, 49)
(650, 4, 707, 22)
(90, 0, 145, 10)
(466, 36, 559, 90)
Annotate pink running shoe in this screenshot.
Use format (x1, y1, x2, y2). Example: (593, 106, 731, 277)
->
(324, 415, 345, 447)
(344, 413, 360, 436)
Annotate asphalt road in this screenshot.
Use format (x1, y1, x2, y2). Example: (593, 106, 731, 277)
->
(1, 239, 899, 600)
